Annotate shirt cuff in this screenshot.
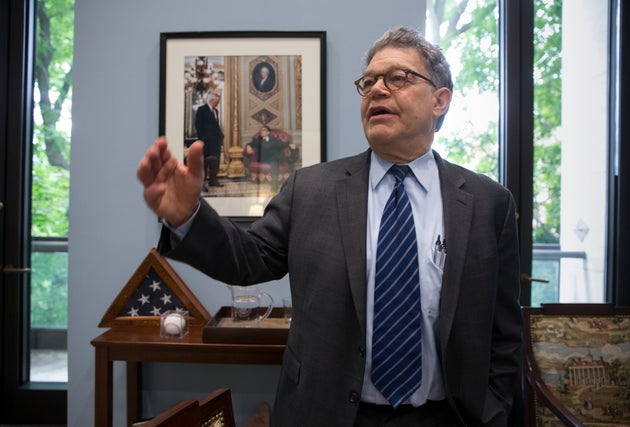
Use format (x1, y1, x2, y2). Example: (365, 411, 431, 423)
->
(162, 201, 201, 240)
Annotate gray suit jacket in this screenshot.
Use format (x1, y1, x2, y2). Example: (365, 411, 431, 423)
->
(159, 149, 522, 427)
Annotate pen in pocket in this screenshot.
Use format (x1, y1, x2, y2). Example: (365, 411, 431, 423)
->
(433, 235, 447, 270)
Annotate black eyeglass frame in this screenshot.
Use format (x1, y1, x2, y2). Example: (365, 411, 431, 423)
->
(353, 68, 436, 96)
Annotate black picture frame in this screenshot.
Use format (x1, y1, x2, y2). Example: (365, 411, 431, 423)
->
(159, 31, 327, 220)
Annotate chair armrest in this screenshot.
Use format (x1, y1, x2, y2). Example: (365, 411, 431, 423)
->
(525, 362, 582, 427)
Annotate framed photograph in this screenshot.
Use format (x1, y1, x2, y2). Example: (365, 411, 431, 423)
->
(159, 31, 326, 219)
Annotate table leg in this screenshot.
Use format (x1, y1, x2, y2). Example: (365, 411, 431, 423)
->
(126, 361, 141, 427)
(94, 347, 113, 427)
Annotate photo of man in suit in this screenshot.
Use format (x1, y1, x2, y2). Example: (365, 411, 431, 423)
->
(253, 63, 276, 93)
(243, 125, 296, 189)
(138, 27, 522, 426)
(194, 91, 224, 188)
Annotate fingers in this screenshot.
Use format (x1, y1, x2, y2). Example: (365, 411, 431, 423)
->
(137, 137, 204, 224)
(186, 140, 205, 181)
(136, 137, 170, 185)
(142, 182, 165, 211)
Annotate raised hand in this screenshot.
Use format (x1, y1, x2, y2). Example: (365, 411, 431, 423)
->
(136, 137, 204, 228)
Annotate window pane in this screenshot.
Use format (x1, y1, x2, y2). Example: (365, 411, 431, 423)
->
(29, 0, 74, 383)
(531, 256, 560, 306)
(531, 0, 610, 304)
(31, 248, 68, 328)
(427, 0, 500, 180)
(30, 243, 68, 382)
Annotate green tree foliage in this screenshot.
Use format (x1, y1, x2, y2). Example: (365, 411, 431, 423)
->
(427, 0, 500, 178)
(31, 251, 68, 327)
(31, 0, 74, 327)
(532, 0, 562, 243)
(32, 0, 73, 237)
(427, 0, 561, 244)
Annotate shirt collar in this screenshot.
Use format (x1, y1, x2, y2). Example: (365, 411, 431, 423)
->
(370, 150, 436, 192)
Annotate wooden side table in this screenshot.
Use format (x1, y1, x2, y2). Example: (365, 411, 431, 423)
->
(91, 325, 285, 427)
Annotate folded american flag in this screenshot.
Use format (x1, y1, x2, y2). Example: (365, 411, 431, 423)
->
(118, 267, 189, 317)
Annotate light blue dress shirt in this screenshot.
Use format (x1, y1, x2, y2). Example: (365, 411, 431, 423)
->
(361, 150, 446, 406)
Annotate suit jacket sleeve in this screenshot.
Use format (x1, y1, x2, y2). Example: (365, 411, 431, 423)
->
(485, 190, 522, 424)
(157, 188, 291, 286)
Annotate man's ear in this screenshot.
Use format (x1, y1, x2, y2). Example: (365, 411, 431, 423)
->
(433, 87, 452, 117)
(433, 87, 452, 131)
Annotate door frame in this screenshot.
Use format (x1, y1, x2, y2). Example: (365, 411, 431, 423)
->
(500, 0, 534, 306)
(1, 0, 67, 423)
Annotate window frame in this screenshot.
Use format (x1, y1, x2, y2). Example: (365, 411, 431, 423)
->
(0, 0, 67, 423)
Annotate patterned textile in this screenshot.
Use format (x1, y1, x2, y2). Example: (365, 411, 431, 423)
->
(529, 314, 630, 426)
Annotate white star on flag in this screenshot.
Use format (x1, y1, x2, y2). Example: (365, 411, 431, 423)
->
(119, 268, 188, 318)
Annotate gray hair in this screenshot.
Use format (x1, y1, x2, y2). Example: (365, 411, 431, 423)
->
(205, 92, 220, 102)
(364, 27, 453, 130)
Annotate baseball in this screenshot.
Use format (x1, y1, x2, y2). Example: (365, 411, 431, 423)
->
(163, 313, 186, 335)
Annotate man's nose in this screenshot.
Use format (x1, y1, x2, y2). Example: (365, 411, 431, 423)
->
(369, 77, 389, 96)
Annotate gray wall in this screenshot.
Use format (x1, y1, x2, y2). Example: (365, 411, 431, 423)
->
(69, 1, 422, 425)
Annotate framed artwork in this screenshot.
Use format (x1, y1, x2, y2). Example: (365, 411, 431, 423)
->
(159, 31, 326, 219)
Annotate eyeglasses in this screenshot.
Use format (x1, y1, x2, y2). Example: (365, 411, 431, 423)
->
(354, 68, 436, 97)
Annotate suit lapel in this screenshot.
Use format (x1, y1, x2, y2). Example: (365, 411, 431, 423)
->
(434, 151, 474, 351)
(331, 150, 472, 343)
(335, 151, 371, 336)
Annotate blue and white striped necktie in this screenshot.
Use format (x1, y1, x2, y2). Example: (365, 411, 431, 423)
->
(371, 164, 422, 408)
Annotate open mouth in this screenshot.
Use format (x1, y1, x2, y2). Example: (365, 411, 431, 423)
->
(368, 106, 394, 118)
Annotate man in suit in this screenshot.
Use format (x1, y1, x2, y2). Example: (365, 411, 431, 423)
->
(244, 125, 296, 188)
(194, 91, 224, 188)
(137, 27, 522, 426)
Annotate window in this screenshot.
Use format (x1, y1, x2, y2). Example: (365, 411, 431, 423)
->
(427, 0, 500, 181)
(530, 0, 610, 305)
(1, 0, 69, 421)
(29, 0, 73, 383)
(425, 0, 613, 306)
